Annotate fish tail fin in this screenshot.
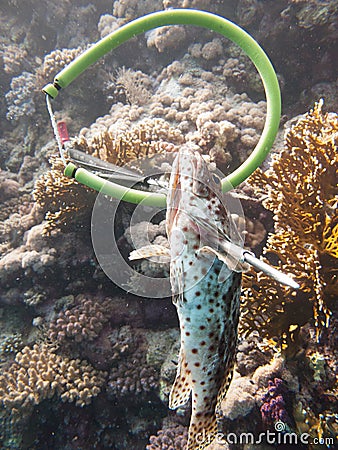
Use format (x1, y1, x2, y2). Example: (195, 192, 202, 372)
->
(187, 411, 218, 450)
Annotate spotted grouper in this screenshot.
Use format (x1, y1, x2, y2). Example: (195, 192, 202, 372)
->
(130, 144, 248, 449)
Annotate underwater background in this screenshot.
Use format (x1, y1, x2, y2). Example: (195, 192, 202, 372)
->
(0, 0, 337, 449)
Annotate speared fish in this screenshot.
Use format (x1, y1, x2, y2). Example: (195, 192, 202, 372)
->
(130, 144, 298, 449)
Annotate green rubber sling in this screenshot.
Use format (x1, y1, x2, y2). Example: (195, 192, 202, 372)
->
(43, 9, 281, 206)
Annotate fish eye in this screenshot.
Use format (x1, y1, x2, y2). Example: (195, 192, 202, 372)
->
(212, 174, 221, 185)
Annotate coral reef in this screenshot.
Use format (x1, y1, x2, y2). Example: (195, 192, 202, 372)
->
(1, 1, 337, 448)
(5, 71, 36, 120)
(0, 343, 106, 409)
(0, 333, 24, 356)
(1, 44, 28, 76)
(106, 67, 153, 106)
(48, 295, 114, 343)
(35, 47, 83, 83)
(260, 378, 291, 428)
(75, 117, 183, 167)
(33, 155, 95, 235)
(147, 423, 188, 450)
(241, 101, 337, 348)
(107, 328, 159, 398)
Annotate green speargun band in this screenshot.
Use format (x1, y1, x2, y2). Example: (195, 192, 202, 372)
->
(42, 9, 300, 289)
(43, 8, 281, 207)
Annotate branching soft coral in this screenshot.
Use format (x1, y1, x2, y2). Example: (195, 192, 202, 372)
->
(241, 100, 337, 348)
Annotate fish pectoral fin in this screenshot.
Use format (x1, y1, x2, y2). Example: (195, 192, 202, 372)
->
(198, 245, 249, 273)
(128, 244, 171, 262)
(169, 353, 192, 409)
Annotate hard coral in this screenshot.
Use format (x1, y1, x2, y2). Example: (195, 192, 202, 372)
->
(0, 344, 106, 410)
(48, 295, 113, 343)
(35, 47, 82, 83)
(33, 154, 95, 235)
(260, 378, 291, 429)
(75, 117, 182, 167)
(107, 329, 159, 398)
(5, 71, 36, 121)
(241, 100, 337, 347)
(147, 424, 188, 450)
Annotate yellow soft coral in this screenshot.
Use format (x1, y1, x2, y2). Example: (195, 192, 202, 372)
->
(241, 100, 337, 347)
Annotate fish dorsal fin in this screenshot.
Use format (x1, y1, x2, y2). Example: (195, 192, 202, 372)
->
(129, 244, 170, 262)
(169, 351, 192, 409)
(198, 245, 249, 273)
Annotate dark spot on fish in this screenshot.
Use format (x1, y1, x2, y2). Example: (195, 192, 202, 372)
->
(196, 304, 202, 309)
(186, 317, 191, 322)
(209, 345, 215, 351)
(200, 325, 205, 330)
(194, 362, 200, 367)
(209, 298, 214, 304)
(196, 291, 201, 296)
(209, 308, 214, 313)
(200, 341, 206, 346)
(209, 332, 215, 338)
(186, 331, 190, 336)
(192, 348, 198, 354)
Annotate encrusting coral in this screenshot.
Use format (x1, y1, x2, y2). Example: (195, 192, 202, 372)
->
(241, 100, 337, 348)
(0, 343, 106, 410)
